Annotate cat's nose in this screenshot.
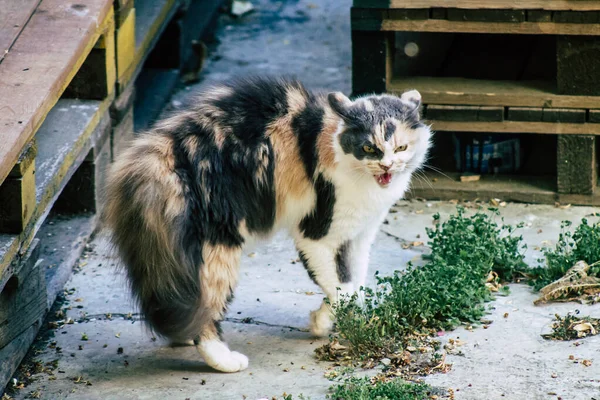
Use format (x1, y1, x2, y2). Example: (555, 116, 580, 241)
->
(379, 163, 391, 172)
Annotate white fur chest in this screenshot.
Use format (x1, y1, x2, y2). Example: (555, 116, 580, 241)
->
(324, 168, 411, 245)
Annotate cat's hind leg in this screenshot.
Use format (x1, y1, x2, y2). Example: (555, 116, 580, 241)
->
(195, 243, 248, 373)
(295, 240, 354, 337)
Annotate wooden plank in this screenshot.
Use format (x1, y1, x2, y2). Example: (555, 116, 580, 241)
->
(426, 105, 504, 121)
(557, 36, 600, 96)
(0, 0, 40, 63)
(407, 172, 560, 204)
(388, 77, 600, 109)
(410, 172, 600, 206)
(378, 19, 600, 35)
(0, 0, 114, 188)
(0, 322, 40, 391)
(542, 108, 586, 123)
(0, 240, 43, 349)
(354, 0, 600, 11)
(116, 6, 136, 84)
(508, 106, 543, 121)
(429, 120, 600, 134)
(557, 135, 597, 194)
(447, 9, 525, 22)
(0, 97, 111, 287)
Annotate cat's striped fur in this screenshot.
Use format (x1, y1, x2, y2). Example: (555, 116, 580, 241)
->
(104, 77, 431, 372)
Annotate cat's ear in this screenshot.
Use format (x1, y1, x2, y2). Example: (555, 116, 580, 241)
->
(400, 90, 422, 111)
(328, 92, 353, 120)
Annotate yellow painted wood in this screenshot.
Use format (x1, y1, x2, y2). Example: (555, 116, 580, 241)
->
(0, 160, 36, 233)
(116, 7, 136, 88)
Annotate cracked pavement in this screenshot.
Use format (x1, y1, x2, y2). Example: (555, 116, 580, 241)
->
(11, 201, 600, 399)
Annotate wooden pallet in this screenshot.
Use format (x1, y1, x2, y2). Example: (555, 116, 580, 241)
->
(351, 0, 600, 203)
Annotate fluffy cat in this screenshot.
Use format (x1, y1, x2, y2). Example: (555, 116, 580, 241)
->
(103, 77, 432, 373)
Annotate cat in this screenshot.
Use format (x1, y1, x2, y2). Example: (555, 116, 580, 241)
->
(103, 76, 432, 373)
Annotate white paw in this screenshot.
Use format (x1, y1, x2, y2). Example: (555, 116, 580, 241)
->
(197, 339, 249, 373)
(310, 305, 334, 337)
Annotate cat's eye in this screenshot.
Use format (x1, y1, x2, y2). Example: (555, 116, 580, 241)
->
(395, 144, 408, 152)
(363, 145, 375, 153)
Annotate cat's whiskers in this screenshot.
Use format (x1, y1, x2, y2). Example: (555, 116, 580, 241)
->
(423, 164, 452, 181)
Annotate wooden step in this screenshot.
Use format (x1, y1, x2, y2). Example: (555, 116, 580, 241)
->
(0, 0, 115, 188)
(388, 77, 600, 109)
(0, 98, 111, 293)
(407, 172, 600, 206)
(0, 0, 40, 63)
(352, 6, 600, 35)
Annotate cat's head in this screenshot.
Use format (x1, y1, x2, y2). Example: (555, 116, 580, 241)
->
(328, 90, 431, 188)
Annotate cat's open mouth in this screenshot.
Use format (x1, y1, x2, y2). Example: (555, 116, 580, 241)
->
(375, 172, 392, 187)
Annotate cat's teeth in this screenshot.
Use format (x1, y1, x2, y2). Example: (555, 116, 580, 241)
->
(376, 172, 392, 187)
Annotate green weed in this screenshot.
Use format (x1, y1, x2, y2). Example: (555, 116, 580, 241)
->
(329, 207, 527, 360)
(327, 376, 436, 400)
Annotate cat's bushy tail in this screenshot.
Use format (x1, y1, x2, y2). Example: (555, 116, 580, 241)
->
(102, 133, 201, 341)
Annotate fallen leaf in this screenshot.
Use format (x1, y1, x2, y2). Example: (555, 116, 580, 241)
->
(573, 322, 597, 337)
(582, 359, 592, 367)
(535, 261, 600, 305)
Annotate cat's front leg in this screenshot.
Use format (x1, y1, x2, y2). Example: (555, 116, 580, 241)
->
(295, 239, 354, 337)
(346, 218, 384, 297)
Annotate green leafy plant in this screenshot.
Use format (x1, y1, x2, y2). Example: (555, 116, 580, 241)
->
(329, 207, 527, 359)
(530, 219, 600, 290)
(327, 376, 435, 400)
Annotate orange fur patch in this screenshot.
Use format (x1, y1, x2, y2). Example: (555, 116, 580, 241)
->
(268, 116, 312, 221)
(199, 243, 241, 339)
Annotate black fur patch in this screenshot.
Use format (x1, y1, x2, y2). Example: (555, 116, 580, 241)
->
(335, 241, 351, 283)
(339, 129, 383, 161)
(291, 98, 324, 180)
(298, 250, 319, 285)
(170, 78, 307, 249)
(299, 174, 335, 240)
(384, 120, 396, 141)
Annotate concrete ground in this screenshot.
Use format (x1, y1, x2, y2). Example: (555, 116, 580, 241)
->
(8, 0, 600, 399)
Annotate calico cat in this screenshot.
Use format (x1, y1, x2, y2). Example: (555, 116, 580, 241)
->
(103, 77, 432, 373)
